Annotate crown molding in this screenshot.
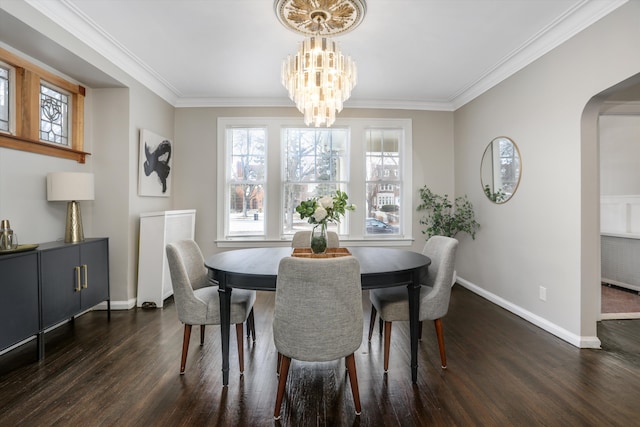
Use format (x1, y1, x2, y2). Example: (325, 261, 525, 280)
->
(174, 97, 454, 111)
(23, 0, 628, 111)
(24, 0, 180, 105)
(450, 0, 628, 110)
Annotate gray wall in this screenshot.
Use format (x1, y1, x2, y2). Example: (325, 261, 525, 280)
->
(453, 0, 640, 346)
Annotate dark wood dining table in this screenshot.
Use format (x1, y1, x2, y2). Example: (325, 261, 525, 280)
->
(205, 246, 430, 386)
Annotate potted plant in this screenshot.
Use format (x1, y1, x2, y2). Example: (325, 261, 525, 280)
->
(416, 186, 479, 240)
(416, 186, 479, 286)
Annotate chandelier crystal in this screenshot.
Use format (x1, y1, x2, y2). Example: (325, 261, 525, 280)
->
(275, 0, 365, 128)
(282, 36, 356, 127)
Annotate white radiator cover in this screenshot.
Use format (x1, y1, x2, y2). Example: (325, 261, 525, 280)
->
(137, 210, 196, 307)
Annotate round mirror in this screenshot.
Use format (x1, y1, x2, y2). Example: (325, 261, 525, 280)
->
(481, 136, 521, 203)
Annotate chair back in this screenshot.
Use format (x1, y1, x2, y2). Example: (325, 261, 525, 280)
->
(420, 236, 458, 320)
(291, 230, 340, 248)
(273, 256, 362, 362)
(166, 240, 210, 324)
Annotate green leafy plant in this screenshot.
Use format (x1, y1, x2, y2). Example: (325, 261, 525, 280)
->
(417, 186, 479, 240)
(483, 184, 507, 203)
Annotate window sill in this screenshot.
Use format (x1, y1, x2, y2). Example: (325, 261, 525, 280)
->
(216, 237, 414, 249)
(0, 133, 89, 163)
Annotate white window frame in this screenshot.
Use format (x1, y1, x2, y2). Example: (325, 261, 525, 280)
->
(217, 117, 412, 247)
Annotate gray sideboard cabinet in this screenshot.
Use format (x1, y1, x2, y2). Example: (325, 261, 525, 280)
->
(40, 238, 110, 330)
(0, 238, 110, 361)
(0, 251, 40, 355)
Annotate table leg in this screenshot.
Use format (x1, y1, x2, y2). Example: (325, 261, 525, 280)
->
(408, 269, 421, 383)
(217, 273, 232, 386)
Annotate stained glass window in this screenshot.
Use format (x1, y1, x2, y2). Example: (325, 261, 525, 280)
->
(40, 84, 69, 146)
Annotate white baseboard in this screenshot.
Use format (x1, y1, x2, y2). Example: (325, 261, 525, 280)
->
(455, 277, 601, 349)
(92, 298, 137, 311)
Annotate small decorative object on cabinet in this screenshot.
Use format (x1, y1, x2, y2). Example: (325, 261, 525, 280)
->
(137, 210, 196, 308)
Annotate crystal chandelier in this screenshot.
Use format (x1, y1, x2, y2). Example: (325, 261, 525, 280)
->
(282, 36, 356, 127)
(275, 0, 366, 128)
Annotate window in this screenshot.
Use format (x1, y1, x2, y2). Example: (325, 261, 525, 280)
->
(217, 118, 412, 245)
(365, 129, 402, 236)
(0, 64, 10, 133)
(40, 83, 70, 146)
(283, 127, 350, 235)
(0, 46, 87, 163)
(226, 127, 266, 237)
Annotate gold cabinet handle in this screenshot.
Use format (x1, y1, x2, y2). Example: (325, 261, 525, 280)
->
(74, 266, 81, 292)
(82, 264, 88, 288)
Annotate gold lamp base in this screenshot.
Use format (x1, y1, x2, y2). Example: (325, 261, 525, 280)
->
(65, 201, 85, 243)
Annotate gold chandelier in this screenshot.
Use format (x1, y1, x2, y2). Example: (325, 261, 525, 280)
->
(275, 0, 366, 128)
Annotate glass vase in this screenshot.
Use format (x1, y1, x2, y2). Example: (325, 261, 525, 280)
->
(310, 223, 328, 254)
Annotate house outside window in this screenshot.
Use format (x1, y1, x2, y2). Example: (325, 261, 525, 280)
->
(365, 129, 403, 235)
(217, 117, 412, 245)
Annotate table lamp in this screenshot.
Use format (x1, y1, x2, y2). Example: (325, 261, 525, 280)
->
(47, 172, 95, 243)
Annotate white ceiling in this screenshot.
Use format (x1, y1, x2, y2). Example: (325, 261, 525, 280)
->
(0, 0, 627, 110)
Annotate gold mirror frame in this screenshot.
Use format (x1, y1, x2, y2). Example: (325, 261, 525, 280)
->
(481, 136, 522, 204)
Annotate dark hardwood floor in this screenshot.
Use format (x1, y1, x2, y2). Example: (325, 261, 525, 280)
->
(1, 286, 639, 426)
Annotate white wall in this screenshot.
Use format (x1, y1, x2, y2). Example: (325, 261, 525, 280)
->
(600, 115, 640, 195)
(453, 0, 640, 347)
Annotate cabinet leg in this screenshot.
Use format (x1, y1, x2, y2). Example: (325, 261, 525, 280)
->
(37, 332, 44, 361)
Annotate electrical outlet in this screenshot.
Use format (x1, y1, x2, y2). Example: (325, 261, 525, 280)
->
(539, 286, 547, 301)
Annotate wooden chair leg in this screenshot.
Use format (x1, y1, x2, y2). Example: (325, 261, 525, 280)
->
(200, 325, 205, 345)
(247, 308, 256, 342)
(345, 353, 362, 415)
(383, 321, 392, 372)
(434, 318, 447, 369)
(274, 355, 291, 420)
(276, 352, 282, 376)
(236, 323, 244, 374)
(180, 324, 192, 374)
(368, 306, 377, 341)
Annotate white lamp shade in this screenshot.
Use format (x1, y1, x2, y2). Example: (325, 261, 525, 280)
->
(47, 172, 95, 201)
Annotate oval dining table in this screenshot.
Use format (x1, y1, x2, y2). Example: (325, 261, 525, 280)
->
(205, 246, 431, 386)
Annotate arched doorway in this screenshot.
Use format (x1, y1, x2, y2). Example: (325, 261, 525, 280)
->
(582, 72, 640, 341)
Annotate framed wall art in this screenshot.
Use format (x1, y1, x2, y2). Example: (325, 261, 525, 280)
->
(138, 129, 173, 197)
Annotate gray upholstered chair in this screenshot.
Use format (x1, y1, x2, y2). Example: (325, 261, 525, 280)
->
(291, 230, 340, 248)
(368, 236, 458, 371)
(273, 256, 363, 419)
(166, 240, 256, 375)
